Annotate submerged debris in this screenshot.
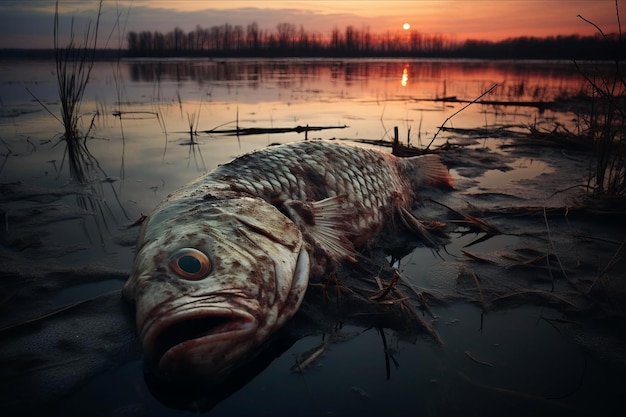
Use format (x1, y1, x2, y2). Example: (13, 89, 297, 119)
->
(203, 124, 348, 137)
(290, 343, 327, 373)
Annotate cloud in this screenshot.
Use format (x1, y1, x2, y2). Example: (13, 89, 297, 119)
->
(0, 0, 622, 49)
(0, 1, 127, 48)
(0, 2, 372, 48)
(125, 5, 372, 35)
(0, 8, 55, 48)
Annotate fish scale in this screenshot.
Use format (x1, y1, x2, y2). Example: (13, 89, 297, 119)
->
(214, 141, 411, 233)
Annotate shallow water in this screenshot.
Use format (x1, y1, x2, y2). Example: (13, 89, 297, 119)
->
(1, 58, 624, 416)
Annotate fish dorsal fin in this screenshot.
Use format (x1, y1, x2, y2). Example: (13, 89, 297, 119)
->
(283, 196, 358, 263)
(398, 153, 454, 189)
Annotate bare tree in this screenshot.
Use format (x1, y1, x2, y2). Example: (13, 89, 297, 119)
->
(247, 22, 259, 50)
(276, 22, 296, 49)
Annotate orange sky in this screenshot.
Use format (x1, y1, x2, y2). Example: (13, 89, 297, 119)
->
(0, 0, 623, 48)
(124, 0, 623, 40)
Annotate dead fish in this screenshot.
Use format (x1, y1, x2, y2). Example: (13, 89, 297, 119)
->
(122, 140, 452, 380)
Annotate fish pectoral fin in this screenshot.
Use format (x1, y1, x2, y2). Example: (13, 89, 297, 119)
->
(283, 196, 358, 262)
(398, 207, 448, 248)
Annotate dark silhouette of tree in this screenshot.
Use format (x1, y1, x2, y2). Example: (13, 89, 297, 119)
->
(345, 26, 356, 53)
(362, 26, 372, 54)
(330, 27, 342, 51)
(124, 22, 624, 60)
(247, 22, 260, 51)
(297, 25, 309, 50)
(276, 23, 296, 49)
(172, 27, 185, 53)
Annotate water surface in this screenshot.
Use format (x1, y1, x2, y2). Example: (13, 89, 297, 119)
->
(1, 58, 623, 416)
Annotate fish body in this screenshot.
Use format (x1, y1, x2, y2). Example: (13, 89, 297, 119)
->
(123, 140, 452, 379)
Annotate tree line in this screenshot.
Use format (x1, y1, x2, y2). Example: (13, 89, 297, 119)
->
(126, 22, 623, 60)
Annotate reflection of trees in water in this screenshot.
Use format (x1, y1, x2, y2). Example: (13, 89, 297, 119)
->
(128, 60, 598, 102)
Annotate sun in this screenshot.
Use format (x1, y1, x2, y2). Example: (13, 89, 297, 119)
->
(402, 23, 411, 30)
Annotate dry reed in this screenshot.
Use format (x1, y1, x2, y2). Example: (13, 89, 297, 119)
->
(577, 3, 626, 197)
(53, 0, 103, 183)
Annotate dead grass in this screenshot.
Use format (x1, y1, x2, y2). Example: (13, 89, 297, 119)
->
(53, 0, 104, 183)
(576, 6, 626, 197)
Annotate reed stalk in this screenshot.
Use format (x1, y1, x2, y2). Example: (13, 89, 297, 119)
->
(577, 2, 626, 198)
(53, 0, 103, 183)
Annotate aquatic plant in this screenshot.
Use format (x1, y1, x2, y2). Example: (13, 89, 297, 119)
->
(583, 71, 626, 198)
(577, 4, 626, 198)
(36, 1, 130, 241)
(53, 0, 103, 183)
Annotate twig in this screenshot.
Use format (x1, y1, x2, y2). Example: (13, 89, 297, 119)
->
(577, 14, 610, 43)
(493, 288, 582, 310)
(586, 238, 626, 294)
(290, 342, 327, 373)
(379, 328, 391, 379)
(369, 268, 398, 301)
(26, 88, 62, 124)
(542, 207, 569, 288)
(458, 372, 583, 412)
(464, 350, 493, 367)
(425, 83, 498, 150)
(469, 270, 486, 309)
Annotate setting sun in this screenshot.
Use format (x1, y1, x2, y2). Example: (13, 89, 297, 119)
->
(403, 22, 411, 30)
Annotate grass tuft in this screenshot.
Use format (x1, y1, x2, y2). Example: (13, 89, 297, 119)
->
(53, 0, 103, 183)
(576, 3, 626, 198)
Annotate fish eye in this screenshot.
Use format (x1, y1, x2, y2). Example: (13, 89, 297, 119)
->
(169, 248, 211, 280)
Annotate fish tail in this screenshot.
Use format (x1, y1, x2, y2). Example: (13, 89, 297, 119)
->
(398, 153, 454, 189)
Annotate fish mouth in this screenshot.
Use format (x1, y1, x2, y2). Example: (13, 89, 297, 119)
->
(142, 308, 257, 376)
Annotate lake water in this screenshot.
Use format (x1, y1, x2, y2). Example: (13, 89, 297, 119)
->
(1, 58, 624, 416)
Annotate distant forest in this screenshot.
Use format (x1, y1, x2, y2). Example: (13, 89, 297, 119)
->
(125, 22, 624, 60)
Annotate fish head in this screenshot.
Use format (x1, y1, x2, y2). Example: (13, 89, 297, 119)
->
(123, 196, 310, 380)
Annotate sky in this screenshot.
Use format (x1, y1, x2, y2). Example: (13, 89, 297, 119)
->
(0, 0, 623, 49)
